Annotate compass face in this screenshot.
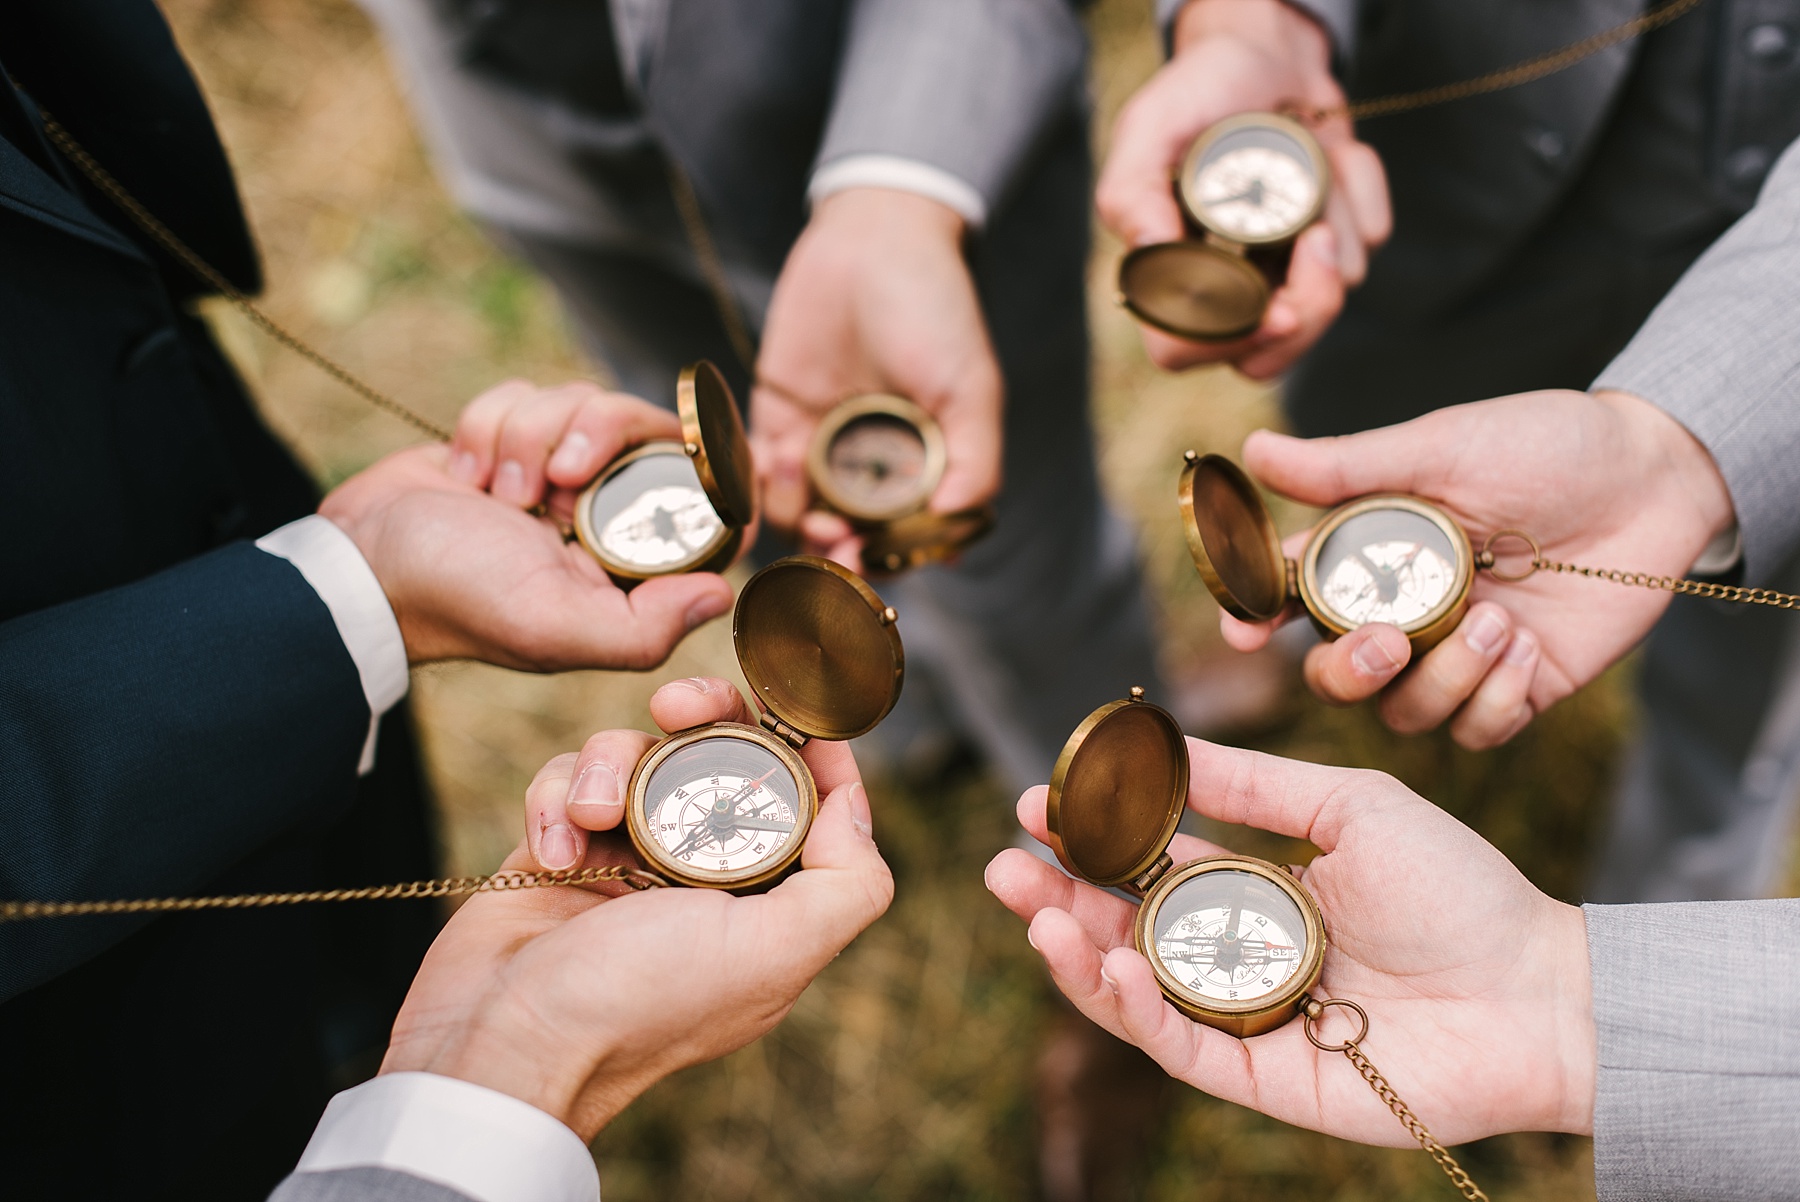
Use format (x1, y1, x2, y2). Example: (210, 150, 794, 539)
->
(1149, 868, 1309, 1005)
(638, 735, 805, 881)
(825, 413, 931, 517)
(1186, 123, 1322, 244)
(1312, 508, 1461, 630)
(586, 450, 725, 573)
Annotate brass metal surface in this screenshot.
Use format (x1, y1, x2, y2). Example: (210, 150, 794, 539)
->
(1045, 691, 1189, 890)
(1177, 112, 1329, 246)
(680, 359, 756, 528)
(626, 721, 816, 891)
(1298, 494, 1473, 649)
(806, 394, 947, 524)
(1179, 453, 1290, 622)
(734, 556, 905, 741)
(571, 440, 741, 581)
(1117, 241, 1269, 342)
(1135, 854, 1327, 1038)
(860, 505, 995, 574)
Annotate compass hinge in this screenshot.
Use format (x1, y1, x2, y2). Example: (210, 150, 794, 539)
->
(1130, 853, 1174, 896)
(758, 712, 808, 749)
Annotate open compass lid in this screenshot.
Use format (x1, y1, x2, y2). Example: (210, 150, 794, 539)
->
(861, 505, 995, 574)
(1179, 452, 1288, 623)
(1117, 242, 1270, 342)
(678, 360, 756, 529)
(1046, 690, 1189, 890)
(734, 556, 905, 741)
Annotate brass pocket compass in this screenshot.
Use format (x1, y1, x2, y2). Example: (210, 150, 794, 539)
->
(625, 555, 904, 890)
(1181, 452, 1475, 649)
(572, 360, 755, 582)
(1180, 451, 1800, 649)
(1046, 689, 1489, 1199)
(805, 394, 994, 573)
(1118, 113, 1328, 343)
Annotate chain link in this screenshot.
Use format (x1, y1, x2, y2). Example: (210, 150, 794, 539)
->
(40, 112, 455, 442)
(1293, 0, 1709, 125)
(1479, 530, 1800, 609)
(1304, 999, 1488, 1201)
(1338, 1041, 1490, 1201)
(0, 864, 668, 924)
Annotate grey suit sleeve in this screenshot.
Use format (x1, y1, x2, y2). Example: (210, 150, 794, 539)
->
(1586, 900, 1800, 1201)
(268, 1167, 478, 1202)
(812, 0, 1086, 213)
(1593, 137, 1800, 585)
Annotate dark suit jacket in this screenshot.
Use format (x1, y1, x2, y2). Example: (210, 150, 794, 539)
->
(0, 3, 438, 1197)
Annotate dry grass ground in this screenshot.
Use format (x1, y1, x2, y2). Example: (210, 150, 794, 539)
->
(159, 0, 1636, 1197)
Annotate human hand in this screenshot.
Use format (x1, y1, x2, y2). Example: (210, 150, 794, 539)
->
(750, 187, 1002, 564)
(320, 379, 734, 671)
(379, 678, 893, 1140)
(1221, 388, 1736, 748)
(1098, 0, 1389, 378)
(985, 738, 1596, 1145)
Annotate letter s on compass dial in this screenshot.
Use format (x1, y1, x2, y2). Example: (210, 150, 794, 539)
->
(632, 731, 811, 886)
(1147, 868, 1310, 1006)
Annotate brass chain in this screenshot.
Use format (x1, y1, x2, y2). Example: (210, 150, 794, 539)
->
(1302, 0, 1710, 125)
(1479, 530, 1800, 609)
(0, 864, 668, 924)
(1304, 998, 1488, 1201)
(40, 111, 455, 442)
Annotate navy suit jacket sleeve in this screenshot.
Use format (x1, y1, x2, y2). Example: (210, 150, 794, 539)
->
(0, 541, 371, 1000)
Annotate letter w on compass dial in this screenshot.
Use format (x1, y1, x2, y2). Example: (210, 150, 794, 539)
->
(641, 739, 804, 875)
(1152, 870, 1308, 1004)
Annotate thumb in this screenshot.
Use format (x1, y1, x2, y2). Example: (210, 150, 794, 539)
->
(778, 781, 894, 945)
(1241, 423, 1430, 507)
(604, 573, 734, 667)
(928, 360, 1004, 515)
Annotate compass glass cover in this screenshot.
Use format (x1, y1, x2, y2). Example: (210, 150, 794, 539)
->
(1151, 869, 1308, 1005)
(826, 413, 930, 515)
(639, 736, 803, 877)
(1313, 508, 1458, 629)
(1189, 126, 1321, 243)
(586, 451, 724, 572)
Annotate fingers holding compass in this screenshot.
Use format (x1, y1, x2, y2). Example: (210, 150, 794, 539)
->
(647, 676, 862, 802)
(449, 378, 681, 508)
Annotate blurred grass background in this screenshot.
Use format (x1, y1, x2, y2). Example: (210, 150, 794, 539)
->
(162, 0, 1630, 1197)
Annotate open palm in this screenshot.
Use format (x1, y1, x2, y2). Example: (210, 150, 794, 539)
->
(1224, 389, 1737, 747)
(986, 737, 1595, 1146)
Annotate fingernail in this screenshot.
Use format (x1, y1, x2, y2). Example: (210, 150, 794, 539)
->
(684, 593, 731, 629)
(1351, 630, 1402, 678)
(569, 763, 619, 811)
(1026, 927, 1041, 952)
(1463, 609, 1508, 656)
(539, 822, 579, 871)
(493, 460, 525, 501)
(1099, 966, 1120, 995)
(848, 782, 873, 840)
(549, 431, 591, 476)
(449, 450, 478, 483)
(671, 676, 713, 695)
(1504, 630, 1538, 665)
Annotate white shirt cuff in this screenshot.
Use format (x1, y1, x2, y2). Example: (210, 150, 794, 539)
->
(1691, 524, 1744, 576)
(256, 514, 409, 774)
(293, 1072, 600, 1202)
(808, 155, 988, 229)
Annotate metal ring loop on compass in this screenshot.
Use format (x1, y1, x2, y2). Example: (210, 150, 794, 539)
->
(1303, 997, 1370, 1052)
(1480, 529, 1542, 583)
